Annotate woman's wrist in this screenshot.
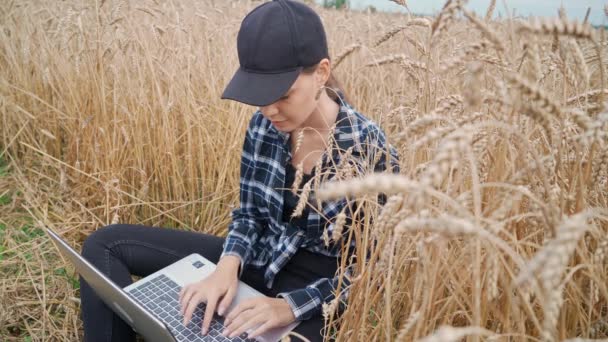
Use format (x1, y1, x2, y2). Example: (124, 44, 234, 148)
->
(217, 255, 241, 274)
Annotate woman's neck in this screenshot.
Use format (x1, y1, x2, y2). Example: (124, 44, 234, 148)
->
(289, 93, 340, 171)
(296, 93, 339, 136)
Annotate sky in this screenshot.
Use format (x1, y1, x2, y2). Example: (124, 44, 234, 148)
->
(327, 0, 606, 26)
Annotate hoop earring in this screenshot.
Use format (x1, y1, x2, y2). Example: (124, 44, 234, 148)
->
(315, 86, 326, 100)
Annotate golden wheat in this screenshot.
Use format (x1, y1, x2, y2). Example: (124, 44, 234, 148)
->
(2, 1, 607, 341)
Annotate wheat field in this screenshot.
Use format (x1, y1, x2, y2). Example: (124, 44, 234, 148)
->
(1, 0, 607, 341)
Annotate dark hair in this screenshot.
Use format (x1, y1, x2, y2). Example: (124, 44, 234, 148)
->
(302, 61, 349, 103)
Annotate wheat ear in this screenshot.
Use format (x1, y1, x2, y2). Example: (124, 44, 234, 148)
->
(317, 174, 421, 201)
(333, 43, 361, 69)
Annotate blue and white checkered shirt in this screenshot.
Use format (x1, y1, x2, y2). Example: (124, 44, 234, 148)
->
(220, 94, 399, 321)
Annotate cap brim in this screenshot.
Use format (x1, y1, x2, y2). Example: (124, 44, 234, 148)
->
(221, 67, 302, 107)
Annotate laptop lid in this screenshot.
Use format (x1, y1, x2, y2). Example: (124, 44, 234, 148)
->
(45, 228, 177, 342)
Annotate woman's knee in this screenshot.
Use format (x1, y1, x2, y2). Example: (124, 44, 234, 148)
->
(81, 224, 132, 259)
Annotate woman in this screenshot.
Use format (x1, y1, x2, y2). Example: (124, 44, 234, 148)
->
(79, 1, 399, 341)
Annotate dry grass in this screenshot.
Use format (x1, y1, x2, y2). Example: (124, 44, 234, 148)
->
(1, 0, 607, 341)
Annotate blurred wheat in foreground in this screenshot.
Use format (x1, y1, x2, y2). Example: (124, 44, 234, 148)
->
(1, 0, 607, 341)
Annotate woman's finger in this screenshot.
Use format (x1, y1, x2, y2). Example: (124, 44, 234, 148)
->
(201, 292, 220, 335)
(217, 281, 238, 316)
(227, 307, 265, 338)
(224, 306, 258, 336)
(225, 298, 258, 325)
(182, 292, 204, 326)
(247, 320, 275, 340)
(178, 286, 187, 312)
(179, 285, 196, 316)
(178, 285, 189, 315)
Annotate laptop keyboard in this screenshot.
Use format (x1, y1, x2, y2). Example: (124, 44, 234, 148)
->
(127, 274, 257, 342)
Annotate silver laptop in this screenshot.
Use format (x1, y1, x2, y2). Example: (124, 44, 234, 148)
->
(45, 228, 299, 342)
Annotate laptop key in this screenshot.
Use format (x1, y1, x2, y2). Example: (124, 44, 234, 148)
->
(168, 291, 180, 301)
(215, 335, 233, 342)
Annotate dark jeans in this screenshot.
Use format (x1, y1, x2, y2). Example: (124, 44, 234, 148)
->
(79, 224, 339, 342)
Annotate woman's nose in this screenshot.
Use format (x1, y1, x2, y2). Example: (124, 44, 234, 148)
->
(260, 104, 279, 118)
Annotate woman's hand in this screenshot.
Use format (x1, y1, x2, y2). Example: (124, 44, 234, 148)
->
(178, 255, 241, 335)
(222, 297, 296, 339)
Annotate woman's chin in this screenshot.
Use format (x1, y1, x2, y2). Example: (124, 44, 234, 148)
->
(272, 121, 292, 132)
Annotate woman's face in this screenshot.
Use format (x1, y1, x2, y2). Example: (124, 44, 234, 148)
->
(258, 71, 318, 133)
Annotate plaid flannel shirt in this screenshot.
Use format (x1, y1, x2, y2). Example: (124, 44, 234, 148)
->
(220, 94, 400, 321)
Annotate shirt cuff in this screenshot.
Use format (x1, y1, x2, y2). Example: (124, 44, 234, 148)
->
(220, 238, 250, 277)
(276, 287, 323, 321)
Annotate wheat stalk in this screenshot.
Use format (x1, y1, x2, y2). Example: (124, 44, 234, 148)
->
(431, 0, 463, 43)
(293, 129, 304, 154)
(418, 326, 493, 342)
(394, 311, 420, 341)
(462, 10, 505, 52)
(438, 41, 489, 73)
(395, 214, 491, 237)
(373, 26, 408, 48)
(373, 18, 432, 48)
(484, 0, 496, 22)
(389, 0, 408, 8)
(317, 174, 421, 201)
(566, 88, 608, 105)
(331, 210, 347, 241)
(292, 161, 304, 195)
(332, 43, 361, 69)
(514, 210, 601, 289)
(506, 72, 564, 119)
(291, 180, 312, 218)
(518, 17, 595, 40)
(540, 285, 565, 342)
(365, 54, 429, 72)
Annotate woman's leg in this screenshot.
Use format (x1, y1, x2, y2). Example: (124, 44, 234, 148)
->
(79, 223, 225, 342)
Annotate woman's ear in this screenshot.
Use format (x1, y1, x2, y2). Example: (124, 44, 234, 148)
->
(315, 58, 331, 87)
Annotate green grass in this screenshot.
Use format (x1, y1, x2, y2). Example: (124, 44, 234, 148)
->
(19, 222, 43, 239)
(0, 222, 43, 263)
(0, 153, 7, 263)
(0, 155, 41, 262)
(1, 150, 80, 338)
(0, 220, 6, 262)
(53, 267, 80, 290)
(0, 223, 5, 261)
(0, 155, 9, 205)
(0, 193, 10, 205)
(0, 155, 7, 177)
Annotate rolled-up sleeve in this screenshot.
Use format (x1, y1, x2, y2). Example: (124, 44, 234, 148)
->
(220, 117, 264, 277)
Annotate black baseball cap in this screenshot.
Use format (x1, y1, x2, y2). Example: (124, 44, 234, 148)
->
(221, 0, 329, 107)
